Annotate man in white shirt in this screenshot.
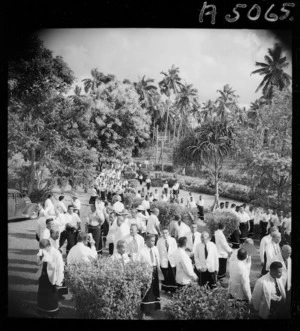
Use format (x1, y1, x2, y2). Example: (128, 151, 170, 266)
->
(265, 231, 282, 272)
(86, 204, 105, 255)
(123, 224, 145, 261)
(228, 248, 252, 303)
(214, 223, 233, 281)
(136, 205, 148, 239)
(196, 195, 204, 220)
(72, 196, 81, 216)
(113, 195, 124, 213)
(174, 215, 190, 241)
(67, 232, 97, 265)
(142, 195, 151, 214)
(185, 223, 201, 262)
(145, 177, 151, 191)
(113, 215, 130, 251)
(57, 196, 67, 214)
(238, 206, 250, 243)
(106, 210, 118, 255)
(172, 236, 198, 287)
(260, 208, 272, 239)
(138, 234, 161, 316)
(146, 208, 161, 244)
(59, 205, 82, 256)
(153, 189, 159, 202)
(42, 218, 55, 240)
(260, 226, 279, 275)
(44, 194, 56, 216)
(157, 228, 178, 293)
(225, 201, 230, 210)
(195, 231, 219, 289)
(229, 203, 238, 216)
(49, 228, 60, 251)
(111, 239, 130, 266)
(283, 212, 291, 245)
(36, 203, 48, 242)
(247, 204, 255, 238)
(252, 261, 287, 319)
(163, 181, 169, 195)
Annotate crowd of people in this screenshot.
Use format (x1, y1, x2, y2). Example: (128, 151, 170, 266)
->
(34, 162, 292, 319)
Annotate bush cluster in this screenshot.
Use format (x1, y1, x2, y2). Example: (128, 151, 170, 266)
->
(65, 257, 153, 319)
(164, 282, 249, 320)
(204, 210, 240, 238)
(128, 179, 139, 189)
(154, 164, 174, 172)
(123, 171, 137, 180)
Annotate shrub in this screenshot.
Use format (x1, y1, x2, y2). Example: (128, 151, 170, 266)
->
(204, 210, 240, 237)
(180, 207, 199, 227)
(137, 169, 148, 180)
(128, 179, 139, 189)
(164, 165, 174, 173)
(151, 178, 164, 187)
(132, 197, 143, 208)
(150, 201, 183, 228)
(164, 282, 249, 320)
(154, 164, 162, 171)
(123, 193, 135, 209)
(123, 171, 137, 180)
(65, 257, 152, 319)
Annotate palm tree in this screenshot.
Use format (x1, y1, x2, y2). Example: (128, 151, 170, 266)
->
(133, 76, 157, 108)
(174, 118, 237, 209)
(199, 100, 217, 122)
(158, 65, 183, 171)
(215, 84, 240, 121)
(82, 69, 115, 94)
(175, 83, 199, 139)
(251, 43, 292, 100)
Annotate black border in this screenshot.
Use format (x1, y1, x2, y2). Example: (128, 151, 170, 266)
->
(2, 0, 300, 329)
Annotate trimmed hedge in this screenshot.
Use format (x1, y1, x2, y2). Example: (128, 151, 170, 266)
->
(128, 179, 139, 189)
(65, 257, 152, 319)
(123, 172, 137, 180)
(204, 210, 240, 238)
(164, 282, 249, 320)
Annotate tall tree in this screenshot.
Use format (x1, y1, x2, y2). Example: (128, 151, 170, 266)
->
(133, 75, 158, 108)
(251, 43, 291, 100)
(82, 69, 115, 94)
(158, 65, 183, 171)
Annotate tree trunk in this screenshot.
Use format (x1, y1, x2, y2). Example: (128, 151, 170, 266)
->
(155, 126, 159, 165)
(162, 100, 170, 173)
(28, 148, 36, 196)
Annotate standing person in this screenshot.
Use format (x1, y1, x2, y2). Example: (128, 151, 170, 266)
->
(89, 186, 98, 205)
(67, 233, 97, 265)
(185, 223, 201, 260)
(228, 248, 252, 304)
(214, 223, 233, 281)
(111, 240, 130, 266)
(270, 209, 279, 228)
(238, 206, 250, 244)
(86, 204, 104, 255)
(139, 173, 143, 185)
(225, 201, 230, 210)
(36, 239, 64, 318)
(196, 195, 204, 220)
(153, 189, 159, 202)
(36, 203, 48, 242)
(146, 208, 161, 245)
(136, 205, 148, 239)
(265, 231, 282, 272)
(163, 181, 169, 195)
(113, 195, 124, 213)
(172, 237, 198, 289)
(59, 205, 81, 256)
(282, 212, 291, 245)
(138, 235, 161, 317)
(145, 177, 151, 191)
(259, 226, 279, 276)
(157, 228, 178, 293)
(142, 195, 151, 215)
(194, 231, 219, 289)
(247, 204, 255, 238)
(124, 224, 145, 261)
(49, 228, 60, 251)
(187, 196, 197, 209)
(252, 261, 287, 319)
(72, 196, 81, 217)
(230, 203, 237, 216)
(42, 218, 55, 240)
(113, 215, 130, 250)
(44, 194, 56, 216)
(57, 196, 67, 214)
(106, 211, 118, 256)
(174, 215, 190, 242)
(172, 181, 179, 199)
(260, 209, 272, 240)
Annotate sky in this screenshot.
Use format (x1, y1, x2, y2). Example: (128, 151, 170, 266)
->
(39, 29, 292, 109)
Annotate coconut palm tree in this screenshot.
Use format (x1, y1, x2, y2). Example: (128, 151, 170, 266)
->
(158, 65, 183, 171)
(251, 43, 292, 100)
(133, 76, 157, 108)
(215, 84, 240, 121)
(175, 83, 199, 139)
(199, 100, 217, 122)
(82, 69, 115, 94)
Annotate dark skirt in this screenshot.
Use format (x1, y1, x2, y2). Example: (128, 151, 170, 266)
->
(141, 266, 161, 314)
(37, 262, 59, 317)
(100, 191, 106, 200)
(161, 262, 177, 293)
(248, 219, 254, 237)
(217, 258, 227, 280)
(89, 196, 97, 205)
(197, 205, 204, 220)
(146, 183, 151, 190)
(239, 222, 248, 243)
(260, 221, 268, 240)
(199, 271, 217, 289)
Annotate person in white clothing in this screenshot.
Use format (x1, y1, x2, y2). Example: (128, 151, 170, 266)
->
(214, 223, 233, 280)
(145, 177, 151, 191)
(113, 195, 124, 213)
(67, 232, 97, 265)
(282, 212, 291, 245)
(163, 181, 169, 195)
(49, 228, 60, 251)
(36, 203, 48, 242)
(265, 231, 282, 272)
(113, 215, 130, 250)
(196, 195, 204, 220)
(123, 224, 145, 261)
(146, 208, 161, 244)
(57, 196, 67, 214)
(111, 240, 130, 266)
(72, 196, 81, 216)
(106, 210, 118, 255)
(260, 209, 272, 239)
(238, 207, 250, 243)
(252, 261, 287, 319)
(136, 205, 148, 239)
(195, 231, 219, 289)
(153, 189, 159, 201)
(185, 223, 201, 261)
(42, 218, 55, 240)
(172, 236, 198, 288)
(44, 194, 56, 216)
(138, 235, 161, 316)
(259, 226, 279, 275)
(228, 248, 252, 303)
(36, 239, 64, 317)
(157, 228, 178, 293)
(187, 196, 197, 209)
(174, 215, 190, 241)
(142, 195, 151, 214)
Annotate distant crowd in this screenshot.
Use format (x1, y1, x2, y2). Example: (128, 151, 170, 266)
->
(34, 161, 292, 319)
